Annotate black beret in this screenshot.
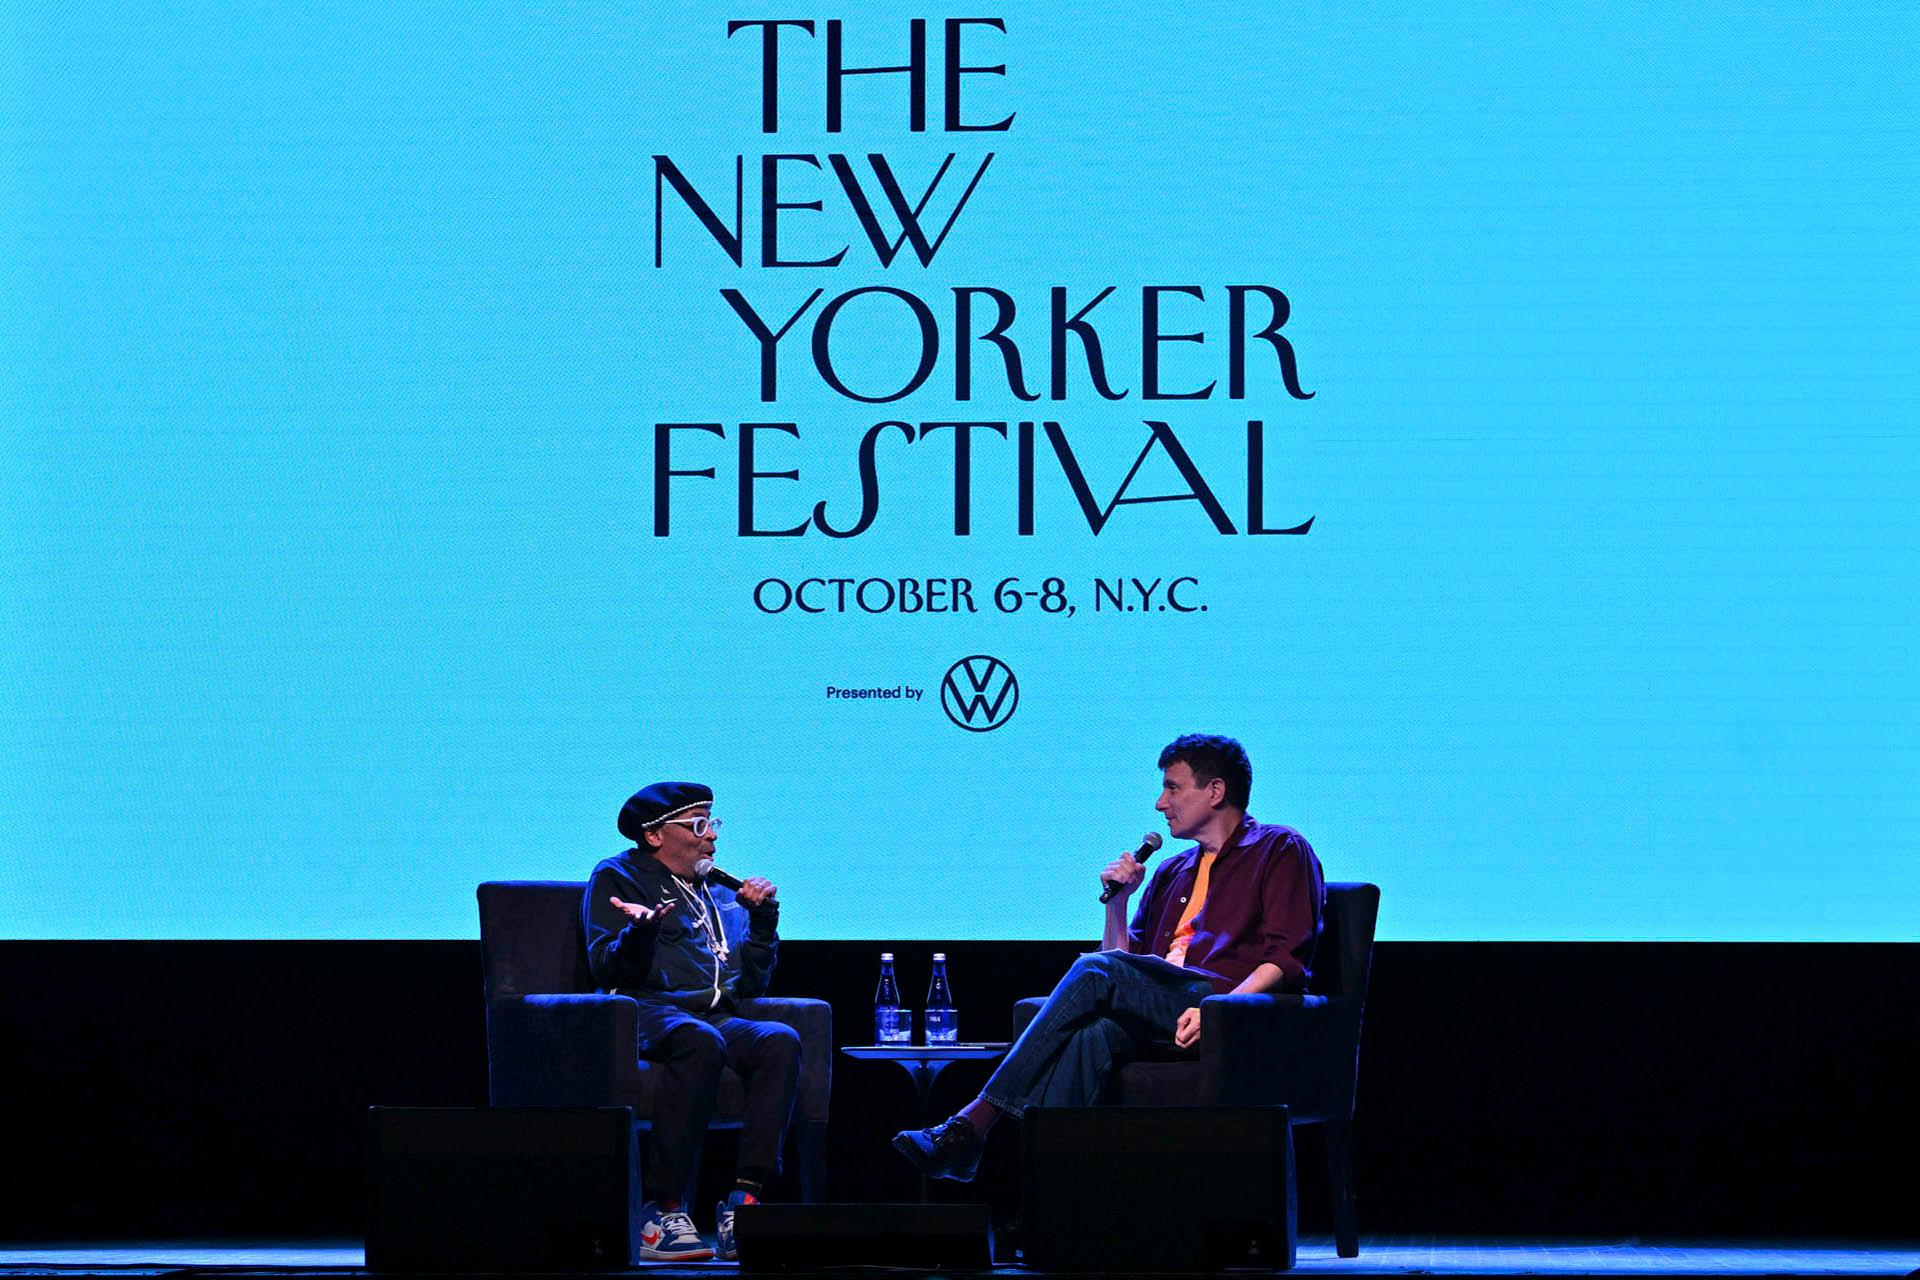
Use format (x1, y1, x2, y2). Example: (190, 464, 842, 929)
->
(618, 781, 713, 842)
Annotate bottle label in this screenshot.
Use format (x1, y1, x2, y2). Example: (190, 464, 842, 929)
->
(875, 1006, 913, 1044)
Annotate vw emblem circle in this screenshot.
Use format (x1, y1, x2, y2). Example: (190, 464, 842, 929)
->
(940, 655, 1019, 732)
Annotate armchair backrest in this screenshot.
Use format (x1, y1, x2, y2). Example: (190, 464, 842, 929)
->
(1310, 882, 1381, 1001)
(477, 880, 595, 1004)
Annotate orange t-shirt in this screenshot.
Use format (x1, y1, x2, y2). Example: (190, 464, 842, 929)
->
(1162, 851, 1216, 967)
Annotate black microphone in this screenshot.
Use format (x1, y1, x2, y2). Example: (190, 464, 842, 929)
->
(694, 857, 771, 899)
(1099, 832, 1164, 903)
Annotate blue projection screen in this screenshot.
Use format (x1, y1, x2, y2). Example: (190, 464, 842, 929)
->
(3, 2, 1915, 941)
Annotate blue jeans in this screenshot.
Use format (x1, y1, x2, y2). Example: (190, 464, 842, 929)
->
(980, 950, 1213, 1118)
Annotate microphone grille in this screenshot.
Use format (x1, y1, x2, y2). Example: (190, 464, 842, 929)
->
(692, 857, 714, 877)
(1142, 831, 1164, 851)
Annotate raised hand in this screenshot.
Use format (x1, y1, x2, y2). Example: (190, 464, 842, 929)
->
(609, 894, 670, 926)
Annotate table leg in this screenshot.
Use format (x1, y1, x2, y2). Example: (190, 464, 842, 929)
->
(905, 1059, 950, 1203)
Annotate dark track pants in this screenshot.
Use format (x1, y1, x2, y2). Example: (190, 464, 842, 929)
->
(633, 1005, 802, 1204)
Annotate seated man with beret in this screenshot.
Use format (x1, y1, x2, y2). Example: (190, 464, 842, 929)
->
(583, 781, 798, 1263)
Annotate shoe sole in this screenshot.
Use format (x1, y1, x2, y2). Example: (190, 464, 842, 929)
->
(890, 1131, 977, 1183)
(638, 1246, 715, 1261)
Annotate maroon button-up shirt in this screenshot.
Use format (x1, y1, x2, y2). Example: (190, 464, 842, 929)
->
(1126, 817, 1325, 994)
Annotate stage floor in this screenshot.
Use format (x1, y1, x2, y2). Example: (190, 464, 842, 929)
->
(2, 1238, 1917, 1277)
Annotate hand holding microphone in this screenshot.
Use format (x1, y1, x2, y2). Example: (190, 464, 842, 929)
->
(694, 856, 778, 908)
(1099, 831, 1164, 903)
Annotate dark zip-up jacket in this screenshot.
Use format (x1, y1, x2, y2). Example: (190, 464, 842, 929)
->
(582, 848, 779, 1012)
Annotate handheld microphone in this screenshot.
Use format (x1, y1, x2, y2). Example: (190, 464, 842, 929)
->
(694, 857, 771, 899)
(1099, 831, 1164, 903)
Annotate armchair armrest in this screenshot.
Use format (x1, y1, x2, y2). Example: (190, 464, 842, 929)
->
(736, 997, 833, 1123)
(486, 993, 639, 1107)
(1198, 992, 1364, 1121)
(1012, 996, 1046, 1039)
(1011, 992, 1363, 1122)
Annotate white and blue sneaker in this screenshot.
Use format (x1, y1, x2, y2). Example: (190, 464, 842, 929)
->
(714, 1190, 755, 1262)
(637, 1200, 713, 1262)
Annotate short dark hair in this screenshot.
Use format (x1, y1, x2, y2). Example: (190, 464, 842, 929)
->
(1157, 733, 1252, 810)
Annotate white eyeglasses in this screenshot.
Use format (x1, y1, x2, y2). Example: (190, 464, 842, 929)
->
(656, 815, 722, 838)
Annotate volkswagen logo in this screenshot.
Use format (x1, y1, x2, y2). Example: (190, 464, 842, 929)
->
(940, 655, 1019, 732)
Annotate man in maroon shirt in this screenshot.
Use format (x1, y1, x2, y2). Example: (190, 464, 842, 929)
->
(894, 733, 1326, 1182)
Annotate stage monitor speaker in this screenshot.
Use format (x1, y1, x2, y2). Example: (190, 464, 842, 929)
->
(366, 1106, 638, 1271)
(1022, 1105, 1295, 1272)
(734, 1202, 994, 1270)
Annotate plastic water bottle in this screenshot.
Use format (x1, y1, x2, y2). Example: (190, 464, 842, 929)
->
(874, 953, 909, 1043)
(924, 952, 958, 1043)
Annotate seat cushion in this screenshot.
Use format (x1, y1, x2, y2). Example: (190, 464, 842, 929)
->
(1109, 1060, 1205, 1107)
(608, 1064, 749, 1129)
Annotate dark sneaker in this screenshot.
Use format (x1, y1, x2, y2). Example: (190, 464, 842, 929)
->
(637, 1201, 714, 1262)
(891, 1115, 986, 1182)
(714, 1191, 754, 1263)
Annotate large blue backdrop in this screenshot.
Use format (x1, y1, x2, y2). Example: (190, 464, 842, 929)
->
(3, 2, 1914, 939)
